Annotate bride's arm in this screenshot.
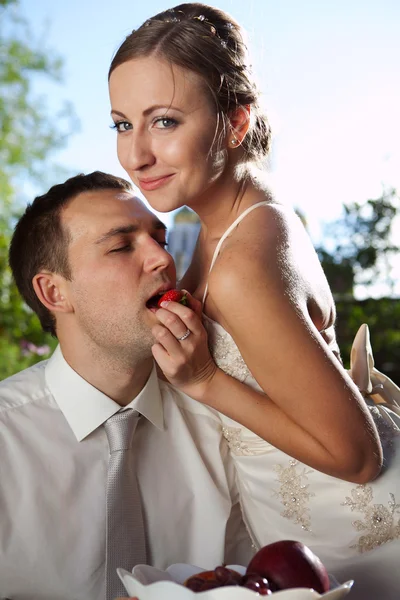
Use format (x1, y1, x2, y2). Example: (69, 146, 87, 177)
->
(152, 294, 381, 485)
(152, 223, 382, 485)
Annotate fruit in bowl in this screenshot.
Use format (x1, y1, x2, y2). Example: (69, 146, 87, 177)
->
(185, 566, 247, 592)
(184, 540, 329, 594)
(247, 540, 330, 593)
(117, 540, 354, 599)
(185, 566, 272, 595)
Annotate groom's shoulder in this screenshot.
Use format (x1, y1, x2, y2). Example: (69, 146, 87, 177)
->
(158, 378, 221, 424)
(0, 359, 49, 412)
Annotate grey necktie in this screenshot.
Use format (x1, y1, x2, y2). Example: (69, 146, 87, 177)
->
(104, 409, 147, 600)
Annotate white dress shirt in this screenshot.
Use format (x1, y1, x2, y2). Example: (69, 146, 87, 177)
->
(0, 347, 253, 600)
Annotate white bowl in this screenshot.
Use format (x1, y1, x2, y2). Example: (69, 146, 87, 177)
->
(117, 563, 354, 600)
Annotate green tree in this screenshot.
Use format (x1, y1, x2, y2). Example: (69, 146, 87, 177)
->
(334, 297, 400, 386)
(0, 0, 76, 380)
(317, 188, 399, 298)
(315, 190, 400, 386)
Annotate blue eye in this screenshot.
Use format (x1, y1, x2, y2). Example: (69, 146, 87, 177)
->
(153, 117, 178, 129)
(110, 121, 132, 133)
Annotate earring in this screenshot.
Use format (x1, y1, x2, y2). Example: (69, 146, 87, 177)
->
(231, 138, 239, 146)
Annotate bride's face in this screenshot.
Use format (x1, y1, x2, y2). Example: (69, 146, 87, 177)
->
(109, 55, 229, 213)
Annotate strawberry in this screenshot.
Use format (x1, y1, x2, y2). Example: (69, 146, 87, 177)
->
(157, 289, 188, 307)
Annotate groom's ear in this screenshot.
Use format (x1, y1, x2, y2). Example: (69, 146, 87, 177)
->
(32, 271, 74, 315)
(228, 104, 251, 146)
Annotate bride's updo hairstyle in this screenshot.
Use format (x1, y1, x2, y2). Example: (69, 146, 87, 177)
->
(109, 2, 271, 166)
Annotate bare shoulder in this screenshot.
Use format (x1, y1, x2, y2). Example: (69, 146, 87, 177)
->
(208, 203, 335, 333)
(209, 203, 315, 293)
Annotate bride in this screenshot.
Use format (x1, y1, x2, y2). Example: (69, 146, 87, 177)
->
(108, 3, 400, 598)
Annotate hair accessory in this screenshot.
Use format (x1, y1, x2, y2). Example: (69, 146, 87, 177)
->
(193, 14, 216, 36)
(146, 12, 229, 48)
(166, 8, 181, 17)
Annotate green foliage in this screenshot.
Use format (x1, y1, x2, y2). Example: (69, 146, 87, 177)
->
(335, 297, 400, 386)
(316, 189, 400, 386)
(0, 0, 74, 203)
(0, 0, 75, 380)
(0, 215, 57, 379)
(317, 250, 354, 296)
(317, 189, 399, 297)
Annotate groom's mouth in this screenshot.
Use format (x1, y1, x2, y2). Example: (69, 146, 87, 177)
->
(146, 293, 163, 310)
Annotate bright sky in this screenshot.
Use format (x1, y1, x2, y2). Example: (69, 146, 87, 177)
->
(19, 0, 400, 248)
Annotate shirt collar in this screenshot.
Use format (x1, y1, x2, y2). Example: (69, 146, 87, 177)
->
(45, 346, 164, 442)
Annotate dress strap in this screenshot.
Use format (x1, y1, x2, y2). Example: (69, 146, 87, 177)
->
(202, 201, 270, 306)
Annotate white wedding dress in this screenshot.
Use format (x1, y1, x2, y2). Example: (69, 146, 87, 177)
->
(202, 202, 400, 600)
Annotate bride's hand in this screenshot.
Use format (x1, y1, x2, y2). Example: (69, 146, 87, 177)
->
(151, 291, 217, 398)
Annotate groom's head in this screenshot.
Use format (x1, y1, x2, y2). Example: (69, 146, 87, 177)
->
(9, 171, 176, 356)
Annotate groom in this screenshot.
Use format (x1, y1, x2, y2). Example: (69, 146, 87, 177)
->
(0, 171, 252, 600)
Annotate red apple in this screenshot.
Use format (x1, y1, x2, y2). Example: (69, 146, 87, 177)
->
(246, 540, 330, 593)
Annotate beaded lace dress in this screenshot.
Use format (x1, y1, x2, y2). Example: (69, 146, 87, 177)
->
(202, 202, 400, 600)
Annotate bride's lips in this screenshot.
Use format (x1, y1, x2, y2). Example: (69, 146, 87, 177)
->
(138, 174, 175, 191)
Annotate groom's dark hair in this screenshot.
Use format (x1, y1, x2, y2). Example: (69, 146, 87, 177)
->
(9, 171, 132, 337)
